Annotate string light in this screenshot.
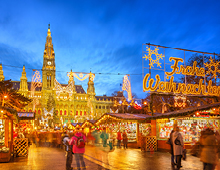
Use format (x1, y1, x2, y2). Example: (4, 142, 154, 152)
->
(122, 75, 132, 101)
(67, 70, 95, 81)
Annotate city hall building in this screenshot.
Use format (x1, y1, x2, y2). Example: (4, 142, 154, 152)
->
(0, 26, 114, 126)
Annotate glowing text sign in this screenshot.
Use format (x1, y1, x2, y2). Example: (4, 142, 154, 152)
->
(143, 57, 220, 96)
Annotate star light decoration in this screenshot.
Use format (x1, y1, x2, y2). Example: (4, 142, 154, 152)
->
(204, 56, 220, 79)
(174, 95, 186, 108)
(143, 46, 164, 68)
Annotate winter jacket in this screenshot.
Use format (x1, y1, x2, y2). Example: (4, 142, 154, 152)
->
(199, 131, 218, 165)
(69, 132, 86, 154)
(171, 131, 184, 156)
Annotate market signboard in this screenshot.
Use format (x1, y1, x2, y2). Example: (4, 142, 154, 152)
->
(18, 112, 35, 119)
(142, 44, 220, 96)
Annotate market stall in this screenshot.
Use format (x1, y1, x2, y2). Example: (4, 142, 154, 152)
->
(82, 120, 97, 134)
(95, 113, 155, 149)
(149, 102, 220, 150)
(0, 107, 17, 162)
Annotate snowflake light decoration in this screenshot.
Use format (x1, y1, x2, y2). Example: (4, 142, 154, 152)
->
(204, 56, 220, 79)
(143, 46, 164, 68)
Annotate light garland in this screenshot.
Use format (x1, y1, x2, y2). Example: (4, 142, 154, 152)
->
(31, 70, 42, 97)
(122, 75, 132, 101)
(67, 70, 95, 81)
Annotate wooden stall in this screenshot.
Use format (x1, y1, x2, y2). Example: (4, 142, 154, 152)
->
(0, 107, 17, 162)
(95, 113, 157, 150)
(148, 102, 220, 151)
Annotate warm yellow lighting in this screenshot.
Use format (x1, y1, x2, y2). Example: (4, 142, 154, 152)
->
(143, 53, 220, 96)
(1, 110, 3, 113)
(122, 75, 132, 101)
(4, 96, 7, 99)
(143, 73, 220, 96)
(165, 57, 205, 78)
(143, 47, 164, 68)
(67, 71, 95, 81)
(205, 56, 220, 79)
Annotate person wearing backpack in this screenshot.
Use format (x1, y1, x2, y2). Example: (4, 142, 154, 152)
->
(69, 128, 86, 170)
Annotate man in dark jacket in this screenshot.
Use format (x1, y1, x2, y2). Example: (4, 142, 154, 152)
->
(63, 133, 73, 170)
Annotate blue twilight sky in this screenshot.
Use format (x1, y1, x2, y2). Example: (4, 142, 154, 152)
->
(0, 0, 220, 99)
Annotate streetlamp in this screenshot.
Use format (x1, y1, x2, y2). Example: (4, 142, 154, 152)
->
(2, 95, 7, 106)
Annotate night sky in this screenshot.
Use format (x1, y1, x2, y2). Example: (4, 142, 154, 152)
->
(0, 0, 220, 99)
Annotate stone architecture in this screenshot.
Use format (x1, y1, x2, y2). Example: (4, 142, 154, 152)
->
(1, 25, 114, 126)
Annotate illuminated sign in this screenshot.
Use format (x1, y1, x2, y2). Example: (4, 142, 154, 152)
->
(143, 46, 220, 96)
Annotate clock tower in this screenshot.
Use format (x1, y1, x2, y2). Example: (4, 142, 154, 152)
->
(42, 24, 56, 90)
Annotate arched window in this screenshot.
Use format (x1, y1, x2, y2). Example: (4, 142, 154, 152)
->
(76, 111, 78, 115)
(60, 110, 62, 115)
(64, 110, 67, 115)
(29, 109, 32, 112)
(80, 111, 82, 116)
(47, 74, 52, 88)
(38, 110, 41, 114)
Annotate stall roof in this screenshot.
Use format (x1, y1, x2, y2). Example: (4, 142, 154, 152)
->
(82, 120, 97, 128)
(101, 113, 153, 120)
(71, 123, 83, 127)
(148, 102, 220, 119)
(0, 106, 18, 122)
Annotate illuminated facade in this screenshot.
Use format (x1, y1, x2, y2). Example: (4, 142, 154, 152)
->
(1, 25, 114, 125)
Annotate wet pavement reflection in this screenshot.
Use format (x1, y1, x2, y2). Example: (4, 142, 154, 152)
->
(0, 145, 205, 170)
(85, 145, 203, 170)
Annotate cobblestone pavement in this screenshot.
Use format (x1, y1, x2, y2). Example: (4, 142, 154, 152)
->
(0, 144, 210, 170)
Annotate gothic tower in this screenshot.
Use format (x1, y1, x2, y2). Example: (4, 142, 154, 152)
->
(87, 72, 95, 95)
(42, 24, 56, 91)
(19, 65, 28, 95)
(0, 64, 4, 81)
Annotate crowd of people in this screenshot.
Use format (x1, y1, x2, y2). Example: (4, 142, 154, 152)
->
(15, 128, 128, 170)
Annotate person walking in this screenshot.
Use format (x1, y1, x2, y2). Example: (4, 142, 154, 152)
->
(168, 130, 175, 168)
(100, 128, 108, 147)
(122, 130, 128, 149)
(199, 128, 218, 170)
(117, 131, 122, 148)
(69, 128, 86, 170)
(63, 133, 73, 170)
(171, 126, 184, 170)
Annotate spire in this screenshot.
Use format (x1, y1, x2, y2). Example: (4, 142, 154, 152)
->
(47, 23, 51, 37)
(21, 65, 27, 79)
(87, 72, 95, 95)
(20, 65, 28, 92)
(43, 24, 55, 69)
(0, 64, 5, 81)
